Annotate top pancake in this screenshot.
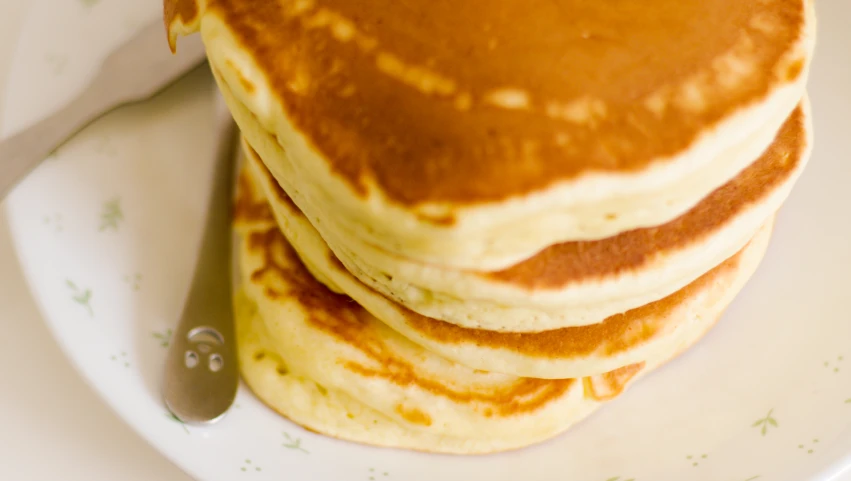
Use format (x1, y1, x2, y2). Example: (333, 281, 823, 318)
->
(165, 0, 814, 269)
(167, 0, 808, 204)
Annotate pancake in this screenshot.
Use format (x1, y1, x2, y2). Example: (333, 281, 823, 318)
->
(238, 156, 775, 379)
(242, 102, 810, 331)
(234, 186, 715, 454)
(166, 0, 814, 269)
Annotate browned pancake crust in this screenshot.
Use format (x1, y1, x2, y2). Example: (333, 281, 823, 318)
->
(399, 247, 742, 358)
(167, 0, 806, 208)
(243, 105, 801, 288)
(485, 105, 804, 288)
(235, 183, 647, 411)
(245, 225, 572, 415)
(238, 151, 748, 361)
(233, 170, 275, 224)
(163, 0, 197, 36)
(583, 362, 646, 401)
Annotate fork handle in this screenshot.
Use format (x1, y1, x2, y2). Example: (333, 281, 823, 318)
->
(0, 81, 114, 200)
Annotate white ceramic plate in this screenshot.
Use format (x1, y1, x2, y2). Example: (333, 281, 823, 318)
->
(4, 1, 851, 480)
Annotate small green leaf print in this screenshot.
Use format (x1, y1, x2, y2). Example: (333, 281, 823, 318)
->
(152, 329, 172, 348)
(66, 279, 93, 317)
(99, 198, 123, 231)
(845, 398, 851, 404)
(752, 408, 779, 436)
(166, 412, 190, 434)
(110, 351, 130, 368)
(124, 273, 142, 291)
(43, 213, 63, 232)
(240, 459, 261, 473)
(282, 431, 308, 453)
(685, 454, 708, 467)
(79, 0, 101, 7)
(798, 438, 819, 454)
(367, 468, 389, 480)
(824, 355, 843, 373)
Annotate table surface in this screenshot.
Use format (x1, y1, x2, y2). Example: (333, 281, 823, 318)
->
(0, 4, 847, 481)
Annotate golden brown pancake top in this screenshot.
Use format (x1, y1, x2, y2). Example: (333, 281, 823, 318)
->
(167, 0, 807, 209)
(485, 105, 805, 288)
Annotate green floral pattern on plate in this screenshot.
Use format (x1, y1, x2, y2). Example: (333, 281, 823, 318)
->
(99, 198, 123, 231)
(241, 459, 261, 473)
(825, 355, 844, 374)
(685, 454, 708, 467)
(65, 279, 92, 316)
(152, 329, 172, 348)
(799, 439, 820, 454)
(752, 409, 779, 436)
(282, 432, 308, 453)
(124, 272, 142, 291)
(43, 213, 63, 233)
(367, 468, 389, 480)
(110, 351, 129, 368)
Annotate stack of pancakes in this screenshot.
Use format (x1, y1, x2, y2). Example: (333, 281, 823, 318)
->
(165, 0, 816, 453)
